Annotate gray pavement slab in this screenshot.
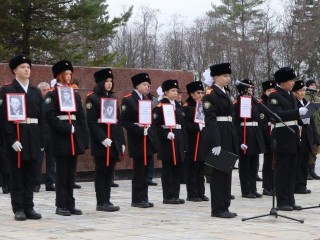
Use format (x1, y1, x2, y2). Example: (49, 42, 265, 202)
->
(0, 168, 320, 239)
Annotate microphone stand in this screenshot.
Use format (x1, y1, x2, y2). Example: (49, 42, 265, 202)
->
(241, 92, 304, 223)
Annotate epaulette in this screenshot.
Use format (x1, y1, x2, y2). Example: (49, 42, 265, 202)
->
(206, 88, 213, 94)
(157, 102, 162, 107)
(86, 92, 94, 97)
(183, 102, 188, 107)
(4, 82, 11, 86)
(232, 100, 237, 104)
(123, 93, 132, 98)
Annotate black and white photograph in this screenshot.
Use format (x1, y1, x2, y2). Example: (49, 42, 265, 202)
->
(101, 98, 117, 124)
(194, 101, 205, 124)
(6, 93, 26, 121)
(57, 86, 76, 112)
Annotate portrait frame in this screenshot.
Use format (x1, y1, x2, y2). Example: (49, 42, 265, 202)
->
(138, 100, 152, 125)
(6, 93, 27, 122)
(162, 103, 176, 127)
(194, 101, 205, 124)
(100, 98, 117, 124)
(240, 96, 252, 119)
(57, 86, 76, 112)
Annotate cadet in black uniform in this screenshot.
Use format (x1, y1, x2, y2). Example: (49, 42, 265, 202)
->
(153, 79, 187, 204)
(86, 68, 125, 212)
(182, 81, 209, 202)
(233, 79, 265, 199)
(44, 60, 88, 216)
(201, 63, 238, 218)
(0, 54, 43, 221)
(121, 73, 159, 208)
(292, 80, 318, 194)
(268, 67, 307, 211)
(260, 80, 276, 196)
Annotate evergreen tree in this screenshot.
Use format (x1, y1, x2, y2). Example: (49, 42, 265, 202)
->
(0, 0, 132, 65)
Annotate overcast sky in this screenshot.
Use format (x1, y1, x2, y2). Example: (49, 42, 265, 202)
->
(106, 0, 285, 25)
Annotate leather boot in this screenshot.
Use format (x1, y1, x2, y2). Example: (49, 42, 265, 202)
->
(310, 164, 320, 180)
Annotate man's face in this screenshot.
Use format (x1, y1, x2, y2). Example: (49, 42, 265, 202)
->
(10, 97, 21, 111)
(214, 74, 231, 87)
(63, 92, 71, 101)
(14, 63, 30, 80)
(40, 86, 50, 98)
(280, 80, 295, 91)
(136, 82, 150, 95)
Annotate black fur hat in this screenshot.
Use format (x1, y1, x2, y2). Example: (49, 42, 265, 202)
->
(131, 73, 151, 87)
(292, 80, 304, 92)
(94, 68, 113, 83)
(9, 54, 31, 73)
(209, 63, 232, 77)
(186, 81, 204, 94)
(52, 60, 74, 78)
(274, 67, 296, 84)
(162, 79, 179, 92)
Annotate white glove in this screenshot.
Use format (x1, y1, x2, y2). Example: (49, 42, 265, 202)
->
(122, 145, 126, 153)
(143, 127, 148, 136)
(199, 123, 205, 131)
(167, 132, 175, 140)
(101, 138, 112, 147)
(12, 141, 23, 152)
(71, 125, 75, 133)
(299, 107, 308, 116)
(302, 118, 310, 124)
(212, 146, 221, 156)
(41, 148, 45, 151)
(240, 144, 248, 150)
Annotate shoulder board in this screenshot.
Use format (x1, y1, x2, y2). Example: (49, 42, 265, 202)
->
(86, 92, 94, 97)
(4, 82, 11, 86)
(157, 102, 162, 107)
(206, 88, 213, 94)
(183, 102, 188, 107)
(123, 93, 132, 98)
(232, 100, 237, 104)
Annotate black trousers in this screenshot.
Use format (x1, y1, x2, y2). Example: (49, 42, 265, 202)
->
(95, 156, 116, 205)
(132, 155, 151, 203)
(186, 159, 205, 198)
(239, 153, 258, 195)
(146, 155, 155, 183)
(210, 167, 231, 214)
(262, 151, 273, 190)
(295, 152, 309, 191)
(275, 153, 298, 207)
(35, 139, 56, 187)
(161, 160, 181, 199)
(10, 158, 37, 213)
(55, 155, 77, 209)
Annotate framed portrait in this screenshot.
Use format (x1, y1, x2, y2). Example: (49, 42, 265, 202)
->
(240, 96, 252, 118)
(194, 101, 205, 124)
(6, 93, 27, 122)
(138, 100, 152, 125)
(100, 98, 117, 124)
(162, 103, 176, 127)
(57, 86, 76, 112)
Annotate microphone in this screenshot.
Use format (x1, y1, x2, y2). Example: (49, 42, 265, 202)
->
(235, 80, 254, 88)
(306, 88, 319, 93)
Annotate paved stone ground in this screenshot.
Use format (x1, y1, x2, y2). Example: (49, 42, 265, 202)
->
(0, 166, 320, 240)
